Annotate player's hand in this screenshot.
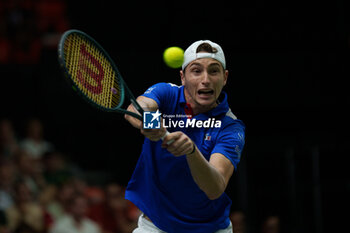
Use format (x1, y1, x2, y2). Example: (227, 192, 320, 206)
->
(161, 131, 195, 157)
(140, 125, 167, 142)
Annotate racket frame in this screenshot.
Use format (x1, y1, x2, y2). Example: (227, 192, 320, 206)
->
(58, 29, 143, 121)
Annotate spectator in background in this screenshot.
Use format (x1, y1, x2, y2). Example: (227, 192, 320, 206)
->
(14, 149, 45, 199)
(70, 177, 88, 197)
(42, 151, 73, 186)
(20, 118, 53, 160)
(44, 179, 76, 224)
(5, 180, 45, 233)
(87, 183, 139, 233)
(50, 194, 101, 233)
(0, 157, 16, 211)
(40, 151, 84, 223)
(0, 118, 19, 158)
(84, 186, 104, 207)
(230, 211, 246, 233)
(261, 215, 280, 233)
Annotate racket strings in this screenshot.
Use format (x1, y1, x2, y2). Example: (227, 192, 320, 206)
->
(63, 33, 122, 109)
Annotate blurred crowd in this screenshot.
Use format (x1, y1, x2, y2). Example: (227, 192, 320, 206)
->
(0, 118, 139, 233)
(0, 117, 283, 233)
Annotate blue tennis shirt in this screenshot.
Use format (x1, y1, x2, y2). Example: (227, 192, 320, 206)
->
(125, 83, 245, 233)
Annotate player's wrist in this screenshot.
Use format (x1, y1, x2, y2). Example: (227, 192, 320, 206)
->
(187, 141, 196, 156)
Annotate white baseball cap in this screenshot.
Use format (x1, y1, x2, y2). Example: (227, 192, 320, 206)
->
(182, 40, 226, 70)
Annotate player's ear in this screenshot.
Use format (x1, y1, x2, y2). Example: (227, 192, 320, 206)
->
(223, 70, 228, 86)
(180, 70, 185, 86)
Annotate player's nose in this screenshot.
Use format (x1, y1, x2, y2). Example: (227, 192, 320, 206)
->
(201, 71, 210, 86)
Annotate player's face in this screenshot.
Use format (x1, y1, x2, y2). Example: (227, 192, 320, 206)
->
(181, 58, 228, 113)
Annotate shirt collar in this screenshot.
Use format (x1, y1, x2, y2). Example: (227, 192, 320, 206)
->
(205, 91, 229, 117)
(179, 85, 187, 104)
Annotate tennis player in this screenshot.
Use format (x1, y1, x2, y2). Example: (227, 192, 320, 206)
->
(124, 40, 245, 233)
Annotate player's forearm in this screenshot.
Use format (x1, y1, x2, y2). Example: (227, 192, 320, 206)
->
(124, 96, 158, 129)
(124, 103, 142, 129)
(186, 147, 226, 200)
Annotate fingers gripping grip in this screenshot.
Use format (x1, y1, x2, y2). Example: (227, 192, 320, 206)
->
(161, 131, 174, 145)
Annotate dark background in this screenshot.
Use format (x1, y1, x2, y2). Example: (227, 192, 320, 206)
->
(1, 0, 349, 232)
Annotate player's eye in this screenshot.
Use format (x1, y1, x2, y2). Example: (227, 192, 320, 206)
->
(208, 68, 220, 75)
(190, 67, 202, 74)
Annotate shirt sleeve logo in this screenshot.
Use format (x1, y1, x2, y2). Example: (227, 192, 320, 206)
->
(144, 87, 156, 94)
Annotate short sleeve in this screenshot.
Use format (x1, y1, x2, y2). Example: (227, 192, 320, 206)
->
(211, 121, 245, 171)
(141, 82, 177, 112)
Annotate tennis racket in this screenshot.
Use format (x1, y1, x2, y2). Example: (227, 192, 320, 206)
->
(57, 29, 170, 140)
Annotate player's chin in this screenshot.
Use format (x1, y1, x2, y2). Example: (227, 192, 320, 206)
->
(195, 96, 216, 107)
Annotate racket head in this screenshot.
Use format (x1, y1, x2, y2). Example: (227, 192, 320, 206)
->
(58, 29, 125, 112)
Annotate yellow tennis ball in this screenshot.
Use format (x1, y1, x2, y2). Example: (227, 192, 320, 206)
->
(163, 47, 184, 69)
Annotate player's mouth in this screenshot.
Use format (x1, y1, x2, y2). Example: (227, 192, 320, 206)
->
(197, 89, 214, 97)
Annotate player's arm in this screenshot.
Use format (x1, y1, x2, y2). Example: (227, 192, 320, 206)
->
(124, 96, 167, 140)
(186, 148, 233, 200)
(162, 134, 234, 200)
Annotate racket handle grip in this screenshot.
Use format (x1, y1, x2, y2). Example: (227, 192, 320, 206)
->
(161, 131, 174, 145)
